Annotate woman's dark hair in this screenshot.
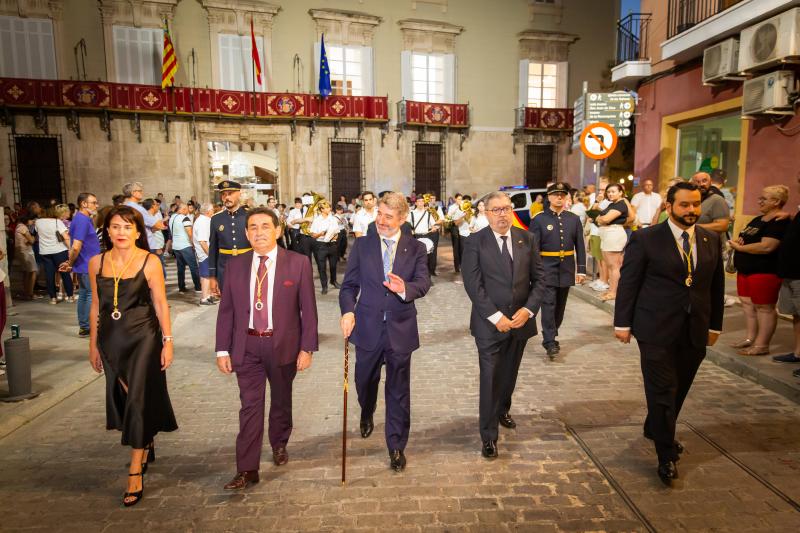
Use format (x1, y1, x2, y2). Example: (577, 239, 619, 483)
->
(666, 181, 699, 204)
(606, 183, 625, 195)
(101, 205, 150, 251)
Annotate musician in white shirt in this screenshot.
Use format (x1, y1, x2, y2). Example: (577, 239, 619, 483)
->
(306, 201, 340, 294)
(286, 196, 313, 258)
(351, 191, 378, 238)
(334, 204, 349, 260)
(448, 193, 465, 272)
(407, 196, 442, 275)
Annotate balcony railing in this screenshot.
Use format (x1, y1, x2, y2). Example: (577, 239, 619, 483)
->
(514, 107, 574, 131)
(616, 13, 652, 65)
(667, 0, 746, 38)
(396, 99, 469, 128)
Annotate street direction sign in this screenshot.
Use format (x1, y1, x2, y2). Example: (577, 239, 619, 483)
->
(586, 91, 635, 137)
(580, 122, 617, 160)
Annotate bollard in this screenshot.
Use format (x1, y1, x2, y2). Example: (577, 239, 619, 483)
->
(1, 337, 39, 402)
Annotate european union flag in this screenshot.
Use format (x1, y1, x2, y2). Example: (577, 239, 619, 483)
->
(319, 34, 332, 98)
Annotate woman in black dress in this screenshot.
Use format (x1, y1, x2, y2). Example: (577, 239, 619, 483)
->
(88, 206, 177, 506)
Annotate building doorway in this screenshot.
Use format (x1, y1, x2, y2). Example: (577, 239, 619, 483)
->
(11, 135, 64, 206)
(413, 142, 444, 199)
(525, 144, 555, 189)
(329, 140, 364, 204)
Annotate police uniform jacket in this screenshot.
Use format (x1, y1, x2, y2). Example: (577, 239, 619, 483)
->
(208, 206, 249, 277)
(529, 208, 586, 288)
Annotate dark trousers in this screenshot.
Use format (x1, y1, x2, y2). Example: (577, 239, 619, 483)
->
(294, 233, 313, 260)
(449, 226, 461, 272)
(541, 286, 571, 347)
(458, 234, 469, 269)
(235, 335, 297, 472)
(638, 317, 705, 463)
(41, 251, 74, 298)
(287, 228, 299, 251)
(475, 334, 528, 442)
(174, 247, 200, 291)
(414, 231, 439, 275)
(337, 229, 348, 259)
(150, 249, 166, 277)
(312, 240, 338, 289)
(355, 325, 412, 451)
(216, 255, 230, 291)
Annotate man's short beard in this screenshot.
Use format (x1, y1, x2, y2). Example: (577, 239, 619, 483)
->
(673, 214, 697, 226)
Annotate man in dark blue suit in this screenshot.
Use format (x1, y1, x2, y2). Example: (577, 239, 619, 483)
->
(339, 192, 431, 471)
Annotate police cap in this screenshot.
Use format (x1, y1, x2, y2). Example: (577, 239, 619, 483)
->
(217, 180, 242, 192)
(546, 182, 569, 195)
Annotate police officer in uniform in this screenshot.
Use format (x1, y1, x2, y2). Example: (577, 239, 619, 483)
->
(209, 180, 250, 293)
(529, 182, 586, 358)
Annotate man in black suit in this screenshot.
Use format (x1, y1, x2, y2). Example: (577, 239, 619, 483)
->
(614, 181, 724, 486)
(462, 191, 546, 459)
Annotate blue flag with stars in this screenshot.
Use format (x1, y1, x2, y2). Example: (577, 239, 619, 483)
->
(319, 34, 332, 98)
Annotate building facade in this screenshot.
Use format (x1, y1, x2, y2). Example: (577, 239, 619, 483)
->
(0, 0, 616, 206)
(612, 0, 800, 234)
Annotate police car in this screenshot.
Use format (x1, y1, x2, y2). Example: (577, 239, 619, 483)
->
(477, 185, 547, 230)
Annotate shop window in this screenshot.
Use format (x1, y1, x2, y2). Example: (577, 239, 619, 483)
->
(676, 113, 741, 211)
(0, 15, 57, 79)
(218, 33, 267, 92)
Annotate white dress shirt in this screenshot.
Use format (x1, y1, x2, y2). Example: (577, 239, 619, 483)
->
(631, 191, 663, 226)
(286, 207, 305, 229)
(216, 247, 277, 357)
(309, 214, 339, 242)
(486, 229, 534, 324)
(379, 230, 406, 301)
(352, 208, 377, 236)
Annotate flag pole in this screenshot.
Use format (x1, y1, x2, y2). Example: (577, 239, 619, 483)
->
(252, 54, 256, 118)
(342, 337, 349, 484)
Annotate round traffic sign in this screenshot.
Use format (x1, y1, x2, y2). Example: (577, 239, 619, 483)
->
(579, 122, 618, 160)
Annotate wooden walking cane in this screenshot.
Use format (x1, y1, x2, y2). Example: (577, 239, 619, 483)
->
(342, 337, 349, 484)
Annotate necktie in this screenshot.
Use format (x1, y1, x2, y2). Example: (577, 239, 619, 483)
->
(253, 256, 269, 331)
(382, 238, 394, 282)
(500, 235, 513, 276)
(681, 231, 691, 271)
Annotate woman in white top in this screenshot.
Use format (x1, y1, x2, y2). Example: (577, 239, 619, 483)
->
(34, 204, 74, 304)
(470, 200, 490, 232)
(14, 215, 38, 300)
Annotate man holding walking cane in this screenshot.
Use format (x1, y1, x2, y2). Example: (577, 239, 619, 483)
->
(339, 192, 430, 472)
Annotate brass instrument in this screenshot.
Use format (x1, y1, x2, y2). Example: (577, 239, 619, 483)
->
(461, 200, 474, 223)
(300, 191, 325, 235)
(423, 194, 441, 222)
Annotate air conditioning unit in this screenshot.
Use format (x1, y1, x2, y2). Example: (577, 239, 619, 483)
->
(742, 70, 795, 115)
(738, 7, 800, 73)
(703, 38, 740, 84)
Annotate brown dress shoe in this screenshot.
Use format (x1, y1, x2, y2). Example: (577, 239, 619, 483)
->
(272, 446, 289, 466)
(223, 470, 259, 490)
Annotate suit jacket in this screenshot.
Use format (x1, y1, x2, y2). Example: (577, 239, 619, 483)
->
(339, 231, 430, 353)
(215, 248, 319, 369)
(614, 223, 724, 348)
(462, 226, 546, 341)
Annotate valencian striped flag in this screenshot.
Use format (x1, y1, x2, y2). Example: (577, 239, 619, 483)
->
(251, 18, 262, 86)
(161, 20, 178, 89)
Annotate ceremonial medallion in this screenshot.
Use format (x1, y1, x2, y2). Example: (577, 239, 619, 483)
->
(255, 301, 264, 311)
(111, 310, 122, 320)
(685, 276, 693, 287)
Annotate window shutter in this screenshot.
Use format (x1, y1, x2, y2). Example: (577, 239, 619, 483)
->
(0, 16, 56, 79)
(443, 53, 455, 103)
(218, 34, 233, 89)
(361, 46, 374, 96)
(519, 59, 530, 108)
(400, 50, 412, 101)
(114, 26, 160, 85)
(557, 61, 568, 108)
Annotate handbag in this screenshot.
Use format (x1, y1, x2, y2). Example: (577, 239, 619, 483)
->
(724, 248, 736, 274)
(54, 219, 66, 244)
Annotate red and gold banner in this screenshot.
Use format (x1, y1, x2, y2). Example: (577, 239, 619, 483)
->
(0, 78, 389, 122)
(521, 107, 574, 131)
(399, 100, 469, 128)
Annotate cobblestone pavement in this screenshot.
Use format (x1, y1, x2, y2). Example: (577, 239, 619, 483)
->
(1, 258, 799, 532)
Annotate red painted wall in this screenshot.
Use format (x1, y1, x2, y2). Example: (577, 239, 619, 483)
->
(634, 63, 800, 216)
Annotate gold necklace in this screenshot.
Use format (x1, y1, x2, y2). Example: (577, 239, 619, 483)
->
(109, 251, 138, 320)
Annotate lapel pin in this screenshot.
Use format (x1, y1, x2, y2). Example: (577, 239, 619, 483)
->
(703, 237, 708, 242)
(403, 248, 407, 252)
(518, 240, 523, 244)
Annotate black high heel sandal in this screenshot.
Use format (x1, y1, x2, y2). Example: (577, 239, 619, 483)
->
(141, 442, 156, 474)
(122, 472, 144, 507)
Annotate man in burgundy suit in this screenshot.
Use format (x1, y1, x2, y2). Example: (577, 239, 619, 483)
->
(215, 207, 318, 490)
(339, 192, 430, 472)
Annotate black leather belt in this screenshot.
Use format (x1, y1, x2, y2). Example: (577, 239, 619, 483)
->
(247, 329, 273, 337)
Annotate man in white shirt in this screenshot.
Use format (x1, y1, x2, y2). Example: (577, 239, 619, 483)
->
(631, 179, 662, 228)
(408, 196, 441, 275)
(194, 203, 215, 305)
(351, 191, 378, 238)
(447, 193, 464, 272)
(307, 201, 340, 294)
(285, 197, 304, 251)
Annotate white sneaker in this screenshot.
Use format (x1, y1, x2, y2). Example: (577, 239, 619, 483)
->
(592, 282, 610, 292)
(49, 298, 58, 305)
(724, 295, 738, 307)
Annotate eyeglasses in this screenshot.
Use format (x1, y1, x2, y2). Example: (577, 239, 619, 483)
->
(757, 196, 775, 202)
(489, 206, 513, 215)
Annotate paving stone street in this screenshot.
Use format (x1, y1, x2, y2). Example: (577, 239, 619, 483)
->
(1, 252, 799, 532)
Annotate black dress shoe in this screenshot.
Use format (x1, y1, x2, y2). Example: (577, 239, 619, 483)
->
(657, 461, 678, 486)
(545, 345, 559, 358)
(481, 440, 498, 459)
(643, 429, 684, 458)
(499, 413, 516, 429)
(360, 417, 374, 439)
(321, 287, 328, 295)
(389, 449, 406, 471)
(331, 281, 341, 289)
